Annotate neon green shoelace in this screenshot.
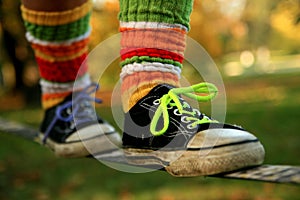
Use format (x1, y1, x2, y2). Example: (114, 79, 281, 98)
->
(150, 82, 219, 136)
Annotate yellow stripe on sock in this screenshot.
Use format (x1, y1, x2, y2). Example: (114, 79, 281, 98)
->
(20, 0, 92, 26)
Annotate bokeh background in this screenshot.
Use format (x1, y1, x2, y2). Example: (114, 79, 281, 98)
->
(0, 0, 299, 199)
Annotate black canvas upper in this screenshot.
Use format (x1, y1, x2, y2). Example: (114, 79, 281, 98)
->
(122, 84, 244, 150)
(40, 92, 102, 143)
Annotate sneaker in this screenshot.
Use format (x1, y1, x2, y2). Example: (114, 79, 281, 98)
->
(122, 83, 265, 176)
(39, 84, 121, 158)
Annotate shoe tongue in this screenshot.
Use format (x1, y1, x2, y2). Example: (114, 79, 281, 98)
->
(150, 84, 175, 97)
(54, 90, 86, 111)
(64, 93, 74, 102)
(62, 89, 85, 104)
(150, 84, 197, 112)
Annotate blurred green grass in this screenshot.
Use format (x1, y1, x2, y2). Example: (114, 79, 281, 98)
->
(0, 74, 300, 200)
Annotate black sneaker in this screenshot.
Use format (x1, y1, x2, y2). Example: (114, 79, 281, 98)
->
(39, 84, 121, 158)
(122, 83, 265, 176)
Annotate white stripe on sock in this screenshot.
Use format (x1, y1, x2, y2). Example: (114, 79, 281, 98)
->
(40, 74, 91, 94)
(120, 21, 188, 32)
(120, 62, 181, 79)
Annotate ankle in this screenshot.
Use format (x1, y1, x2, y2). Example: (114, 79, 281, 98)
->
(121, 71, 180, 112)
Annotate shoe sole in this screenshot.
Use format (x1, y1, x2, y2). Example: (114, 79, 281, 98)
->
(38, 123, 121, 158)
(123, 131, 265, 176)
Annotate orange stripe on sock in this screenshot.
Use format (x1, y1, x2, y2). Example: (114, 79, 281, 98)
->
(41, 85, 86, 109)
(121, 71, 180, 111)
(30, 38, 89, 57)
(42, 97, 65, 109)
(42, 91, 72, 100)
(34, 47, 88, 62)
(120, 28, 186, 54)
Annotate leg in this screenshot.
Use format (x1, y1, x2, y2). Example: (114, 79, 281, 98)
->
(21, 0, 87, 11)
(119, 0, 265, 176)
(119, 0, 191, 112)
(21, 0, 92, 109)
(21, 0, 121, 157)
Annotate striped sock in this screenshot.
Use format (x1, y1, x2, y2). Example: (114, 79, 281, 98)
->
(119, 0, 193, 112)
(21, 0, 92, 109)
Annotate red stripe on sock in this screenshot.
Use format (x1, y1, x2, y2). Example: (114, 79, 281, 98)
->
(120, 48, 184, 63)
(36, 53, 88, 82)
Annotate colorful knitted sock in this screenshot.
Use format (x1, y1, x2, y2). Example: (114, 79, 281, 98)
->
(119, 0, 193, 112)
(21, 0, 92, 109)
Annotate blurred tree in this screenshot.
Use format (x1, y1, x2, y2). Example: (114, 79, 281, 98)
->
(1, 0, 298, 94)
(270, 0, 300, 42)
(0, 0, 34, 91)
(189, 0, 300, 58)
(88, 1, 120, 89)
(0, 0, 39, 109)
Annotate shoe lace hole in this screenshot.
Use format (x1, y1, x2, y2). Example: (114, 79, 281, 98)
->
(181, 116, 191, 123)
(66, 108, 72, 115)
(193, 108, 201, 116)
(187, 124, 196, 129)
(183, 102, 191, 108)
(173, 109, 182, 116)
(153, 99, 160, 105)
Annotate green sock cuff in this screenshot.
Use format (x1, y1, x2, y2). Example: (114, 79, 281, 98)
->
(118, 0, 193, 30)
(24, 12, 91, 41)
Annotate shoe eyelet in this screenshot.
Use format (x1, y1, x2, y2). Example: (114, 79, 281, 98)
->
(66, 108, 72, 115)
(187, 124, 196, 129)
(153, 99, 160, 105)
(183, 102, 191, 108)
(173, 109, 182, 116)
(181, 116, 191, 123)
(70, 121, 75, 129)
(193, 108, 201, 116)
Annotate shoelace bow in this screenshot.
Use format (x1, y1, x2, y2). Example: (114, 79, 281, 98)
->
(42, 83, 102, 144)
(150, 82, 218, 136)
